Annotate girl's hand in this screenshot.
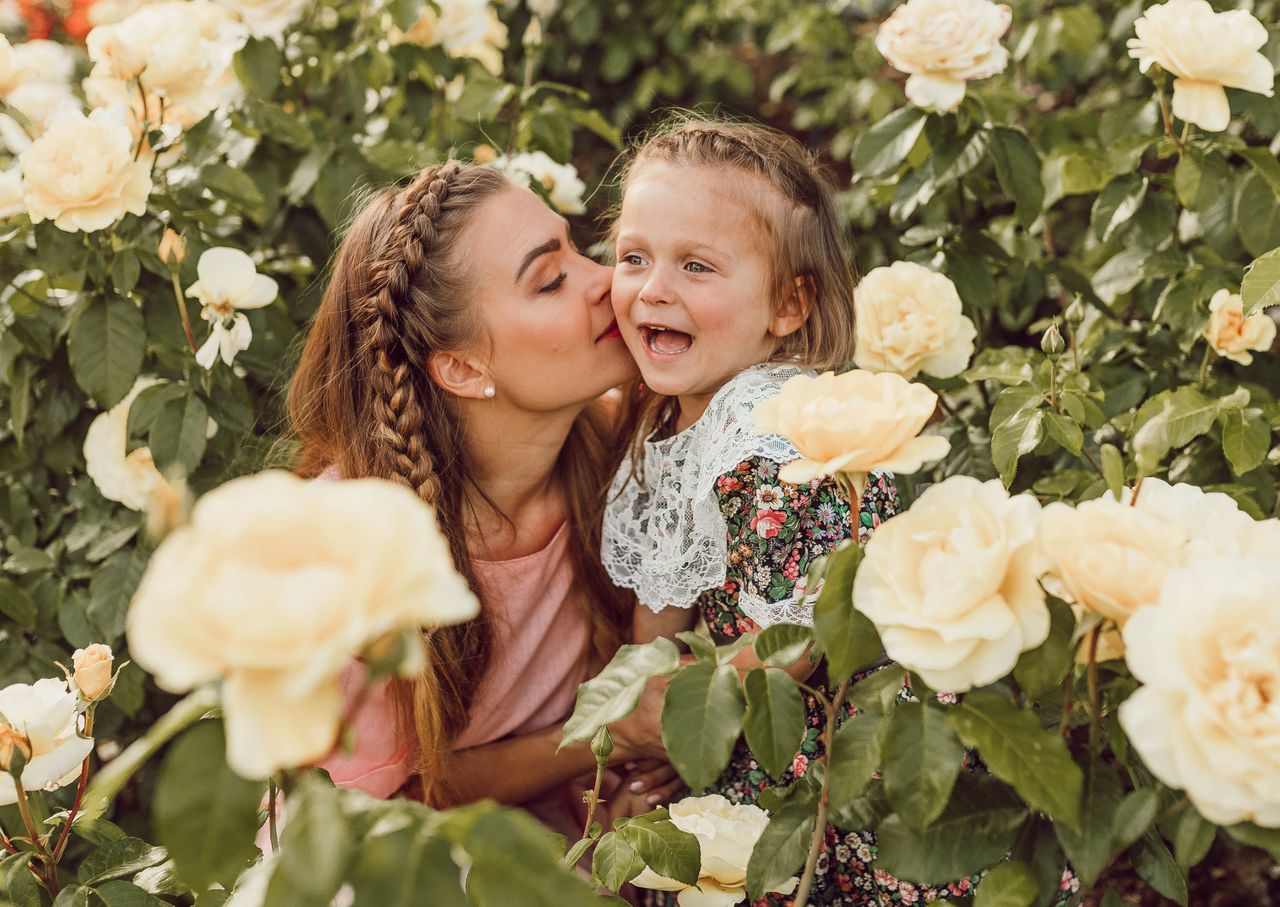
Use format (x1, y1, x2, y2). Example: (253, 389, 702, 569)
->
(620, 758, 685, 809)
(610, 675, 669, 761)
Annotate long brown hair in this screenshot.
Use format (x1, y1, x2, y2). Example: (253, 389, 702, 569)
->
(288, 161, 630, 806)
(613, 115, 858, 447)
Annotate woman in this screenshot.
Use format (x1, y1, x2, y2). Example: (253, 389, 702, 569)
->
(287, 161, 674, 817)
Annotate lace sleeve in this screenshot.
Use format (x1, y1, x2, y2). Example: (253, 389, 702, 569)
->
(724, 464, 900, 630)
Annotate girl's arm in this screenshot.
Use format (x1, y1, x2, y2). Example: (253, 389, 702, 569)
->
(632, 604, 697, 644)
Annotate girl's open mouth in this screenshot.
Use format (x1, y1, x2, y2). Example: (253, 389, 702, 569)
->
(640, 325, 693, 355)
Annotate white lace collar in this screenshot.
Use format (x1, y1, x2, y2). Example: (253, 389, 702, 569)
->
(602, 363, 807, 612)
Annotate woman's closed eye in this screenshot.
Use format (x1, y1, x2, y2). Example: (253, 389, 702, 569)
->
(538, 272, 567, 293)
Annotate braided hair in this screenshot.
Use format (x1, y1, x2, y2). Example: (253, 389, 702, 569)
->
(288, 162, 631, 805)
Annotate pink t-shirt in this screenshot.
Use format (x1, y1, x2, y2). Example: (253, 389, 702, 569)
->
(320, 520, 588, 797)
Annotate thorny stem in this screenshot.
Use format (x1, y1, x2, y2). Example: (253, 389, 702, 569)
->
(1087, 627, 1102, 751)
(580, 759, 607, 842)
(268, 779, 280, 854)
(13, 780, 43, 856)
(1155, 81, 1185, 152)
(50, 713, 93, 864)
(793, 679, 850, 907)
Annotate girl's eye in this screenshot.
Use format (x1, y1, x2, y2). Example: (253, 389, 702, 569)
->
(686, 261, 710, 273)
(621, 253, 647, 266)
(538, 273, 566, 294)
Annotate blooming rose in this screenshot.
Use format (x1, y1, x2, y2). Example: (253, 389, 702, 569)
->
(84, 376, 171, 511)
(854, 262, 977, 379)
(9, 39, 76, 90)
(750, 509, 786, 539)
(1127, 0, 1274, 132)
(494, 150, 587, 214)
(73, 644, 115, 702)
(630, 794, 798, 906)
(875, 0, 1012, 112)
(398, 0, 508, 75)
(0, 165, 22, 219)
(1120, 558, 1280, 826)
(753, 369, 949, 486)
(853, 477, 1048, 692)
(213, 0, 308, 40)
(0, 35, 12, 93)
(126, 470, 481, 778)
(1203, 289, 1275, 365)
(187, 247, 279, 369)
(0, 679, 94, 805)
(0, 39, 81, 152)
(19, 107, 151, 233)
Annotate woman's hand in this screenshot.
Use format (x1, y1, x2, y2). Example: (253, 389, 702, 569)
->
(609, 675, 669, 761)
(603, 758, 686, 821)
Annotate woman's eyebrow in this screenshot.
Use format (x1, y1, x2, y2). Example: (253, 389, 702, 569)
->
(515, 238, 561, 281)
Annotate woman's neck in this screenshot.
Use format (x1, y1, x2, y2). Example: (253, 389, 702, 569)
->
(462, 402, 578, 559)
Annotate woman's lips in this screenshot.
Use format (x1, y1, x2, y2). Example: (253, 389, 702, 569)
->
(596, 318, 622, 342)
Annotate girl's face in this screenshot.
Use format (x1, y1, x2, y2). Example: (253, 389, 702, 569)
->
(612, 162, 784, 425)
(466, 184, 635, 412)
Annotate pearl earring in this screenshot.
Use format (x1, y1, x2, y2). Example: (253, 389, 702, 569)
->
(483, 386, 496, 399)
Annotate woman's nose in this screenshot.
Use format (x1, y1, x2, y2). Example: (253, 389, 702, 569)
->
(586, 258, 612, 305)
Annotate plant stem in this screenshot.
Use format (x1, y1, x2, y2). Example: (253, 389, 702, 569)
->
(50, 712, 93, 864)
(1155, 80, 1184, 151)
(1048, 364, 1058, 412)
(267, 779, 280, 854)
(1079, 445, 1105, 479)
(1058, 669, 1075, 739)
(1129, 477, 1145, 506)
(170, 269, 198, 353)
(1087, 627, 1102, 751)
(13, 780, 42, 853)
(580, 759, 607, 842)
(1196, 344, 1212, 388)
(793, 679, 849, 907)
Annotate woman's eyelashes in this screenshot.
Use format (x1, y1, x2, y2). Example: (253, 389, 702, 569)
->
(538, 272, 567, 294)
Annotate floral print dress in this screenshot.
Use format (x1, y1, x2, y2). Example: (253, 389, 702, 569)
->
(645, 459, 978, 907)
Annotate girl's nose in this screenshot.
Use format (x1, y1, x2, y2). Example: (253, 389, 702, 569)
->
(638, 268, 674, 307)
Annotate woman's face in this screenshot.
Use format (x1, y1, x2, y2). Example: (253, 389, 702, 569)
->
(462, 183, 636, 412)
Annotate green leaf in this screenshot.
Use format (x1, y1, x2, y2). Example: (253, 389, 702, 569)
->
(591, 831, 644, 892)
(828, 713, 885, 812)
(1235, 172, 1280, 258)
(264, 777, 352, 907)
(974, 859, 1038, 907)
(1239, 146, 1280, 200)
(468, 809, 602, 907)
(619, 812, 700, 887)
(947, 690, 1082, 831)
(813, 543, 881, 682)
(1132, 832, 1188, 906)
(990, 388, 1045, 486)
(1052, 756, 1123, 887)
(68, 296, 145, 409)
(753, 623, 812, 668)
(989, 127, 1044, 228)
(1241, 246, 1280, 316)
(153, 721, 265, 892)
(233, 37, 283, 98)
(1091, 175, 1147, 243)
(742, 668, 806, 779)
(848, 665, 906, 716)
(877, 775, 1028, 885)
(1225, 822, 1280, 860)
(1132, 387, 1220, 475)
(744, 802, 814, 901)
(1169, 805, 1215, 874)
(661, 662, 745, 791)
(1043, 411, 1083, 456)
(852, 107, 928, 179)
(149, 392, 209, 476)
(78, 838, 167, 885)
(1112, 788, 1159, 853)
(200, 164, 268, 223)
(94, 881, 170, 907)
(110, 251, 140, 296)
(675, 631, 716, 662)
(882, 701, 965, 831)
(1091, 247, 1148, 304)
(932, 128, 993, 193)
(1220, 407, 1270, 476)
(1013, 595, 1075, 699)
(1100, 443, 1126, 500)
(349, 822, 466, 907)
(0, 578, 37, 628)
(561, 638, 680, 746)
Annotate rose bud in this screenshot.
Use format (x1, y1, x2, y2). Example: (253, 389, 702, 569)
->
(73, 644, 115, 702)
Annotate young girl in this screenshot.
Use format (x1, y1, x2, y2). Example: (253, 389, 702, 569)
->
(601, 119, 973, 906)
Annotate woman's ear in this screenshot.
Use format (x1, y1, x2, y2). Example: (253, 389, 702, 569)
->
(428, 351, 492, 400)
(770, 275, 816, 339)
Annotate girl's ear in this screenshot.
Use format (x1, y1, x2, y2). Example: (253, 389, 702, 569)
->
(770, 275, 816, 339)
(428, 351, 492, 400)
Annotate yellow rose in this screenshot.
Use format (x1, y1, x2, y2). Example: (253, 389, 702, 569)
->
(0, 165, 22, 219)
(0, 35, 13, 94)
(1203, 289, 1275, 365)
(83, 376, 170, 511)
(753, 369, 949, 486)
(72, 644, 115, 702)
(1120, 559, 1280, 826)
(1127, 0, 1274, 132)
(398, 0, 508, 75)
(126, 470, 480, 778)
(212, 0, 309, 40)
(853, 477, 1048, 692)
(1037, 497, 1184, 625)
(19, 107, 151, 233)
(854, 262, 977, 379)
(875, 0, 1012, 112)
(630, 794, 798, 904)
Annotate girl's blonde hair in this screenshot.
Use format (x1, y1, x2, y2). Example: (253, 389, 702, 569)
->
(613, 113, 858, 441)
(288, 162, 631, 806)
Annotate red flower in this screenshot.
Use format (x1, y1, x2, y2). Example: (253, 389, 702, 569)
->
(791, 753, 809, 776)
(750, 508, 786, 538)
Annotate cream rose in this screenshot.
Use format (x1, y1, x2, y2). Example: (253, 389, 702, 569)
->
(84, 376, 171, 511)
(126, 470, 481, 778)
(0, 679, 94, 805)
(10, 39, 76, 89)
(19, 107, 151, 233)
(875, 0, 1012, 112)
(1120, 558, 1280, 826)
(213, 0, 309, 40)
(73, 644, 115, 702)
(0, 35, 12, 94)
(400, 0, 508, 75)
(854, 261, 977, 379)
(1203, 289, 1275, 365)
(753, 369, 949, 486)
(188, 246, 279, 369)
(1127, 0, 1273, 132)
(630, 794, 798, 906)
(853, 476, 1048, 692)
(0, 165, 22, 219)
(494, 150, 586, 215)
